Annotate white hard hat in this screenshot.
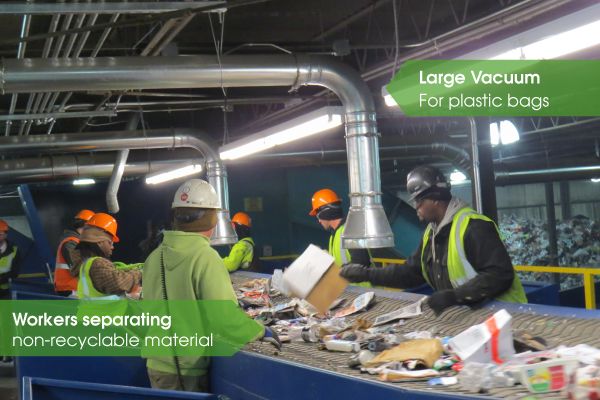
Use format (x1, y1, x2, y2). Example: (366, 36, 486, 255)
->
(172, 179, 221, 209)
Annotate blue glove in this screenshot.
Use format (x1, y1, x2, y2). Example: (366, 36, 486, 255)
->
(263, 326, 282, 350)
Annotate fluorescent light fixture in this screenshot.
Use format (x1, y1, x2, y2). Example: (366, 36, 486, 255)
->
(450, 171, 467, 182)
(592, 178, 600, 183)
(458, 4, 600, 60)
(382, 86, 398, 107)
(219, 106, 344, 160)
(490, 120, 519, 145)
(73, 179, 95, 185)
(146, 160, 202, 184)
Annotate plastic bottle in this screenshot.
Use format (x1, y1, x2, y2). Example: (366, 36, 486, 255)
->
(325, 340, 360, 352)
(289, 326, 319, 343)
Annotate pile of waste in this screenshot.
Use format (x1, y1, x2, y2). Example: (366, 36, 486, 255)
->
(499, 215, 600, 290)
(237, 274, 600, 399)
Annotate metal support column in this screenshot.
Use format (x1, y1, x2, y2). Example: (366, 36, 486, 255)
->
(17, 184, 56, 281)
(545, 182, 560, 286)
(559, 181, 571, 220)
(473, 117, 498, 223)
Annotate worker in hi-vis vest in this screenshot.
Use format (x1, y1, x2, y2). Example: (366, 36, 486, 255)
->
(70, 213, 141, 302)
(54, 209, 95, 297)
(341, 165, 528, 315)
(0, 220, 22, 363)
(0, 220, 21, 299)
(309, 189, 374, 287)
(223, 213, 260, 272)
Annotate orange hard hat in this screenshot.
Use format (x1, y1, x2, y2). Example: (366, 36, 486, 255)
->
(310, 189, 341, 215)
(85, 213, 119, 242)
(75, 209, 95, 221)
(0, 220, 8, 232)
(232, 213, 251, 227)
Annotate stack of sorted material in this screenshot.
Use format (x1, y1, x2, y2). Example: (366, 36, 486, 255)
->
(499, 215, 600, 290)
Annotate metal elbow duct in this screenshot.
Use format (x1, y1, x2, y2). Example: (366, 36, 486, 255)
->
(0, 54, 393, 248)
(173, 129, 236, 246)
(295, 55, 394, 248)
(106, 114, 139, 214)
(0, 128, 236, 245)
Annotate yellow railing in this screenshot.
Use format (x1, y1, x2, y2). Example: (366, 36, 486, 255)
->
(372, 258, 600, 310)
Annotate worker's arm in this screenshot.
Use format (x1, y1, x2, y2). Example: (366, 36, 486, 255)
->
(62, 239, 78, 268)
(197, 250, 265, 343)
(88, 258, 142, 295)
(340, 241, 427, 289)
(454, 219, 516, 304)
(222, 241, 251, 272)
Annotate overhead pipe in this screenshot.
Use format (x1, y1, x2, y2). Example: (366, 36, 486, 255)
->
(0, 54, 393, 248)
(0, 128, 236, 246)
(106, 114, 139, 213)
(0, 154, 187, 184)
(494, 160, 600, 186)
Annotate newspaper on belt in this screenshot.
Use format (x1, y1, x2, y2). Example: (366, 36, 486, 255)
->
(372, 297, 426, 327)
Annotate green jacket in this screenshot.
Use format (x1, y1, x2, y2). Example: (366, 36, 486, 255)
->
(143, 231, 264, 376)
(223, 238, 254, 272)
(330, 224, 373, 288)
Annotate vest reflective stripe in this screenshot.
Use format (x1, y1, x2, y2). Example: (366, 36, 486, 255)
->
(239, 238, 254, 269)
(329, 224, 374, 267)
(421, 207, 528, 303)
(450, 210, 478, 288)
(77, 257, 124, 301)
(0, 247, 16, 273)
(55, 237, 79, 270)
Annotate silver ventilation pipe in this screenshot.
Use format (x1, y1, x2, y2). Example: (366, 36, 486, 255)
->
(106, 114, 139, 213)
(0, 153, 187, 184)
(0, 54, 393, 248)
(0, 128, 236, 245)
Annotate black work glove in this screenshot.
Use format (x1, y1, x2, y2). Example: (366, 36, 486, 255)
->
(339, 263, 370, 283)
(426, 289, 459, 316)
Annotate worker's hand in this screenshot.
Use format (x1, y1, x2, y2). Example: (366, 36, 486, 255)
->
(262, 326, 282, 350)
(339, 263, 370, 283)
(426, 290, 458, 316)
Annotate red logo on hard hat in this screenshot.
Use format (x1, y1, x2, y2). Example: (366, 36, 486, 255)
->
(181, 194, 188, 201)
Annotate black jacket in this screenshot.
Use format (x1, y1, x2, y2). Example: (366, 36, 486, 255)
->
(364, 218, 516, 305)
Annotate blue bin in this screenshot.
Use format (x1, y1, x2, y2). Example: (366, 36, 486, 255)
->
(10, 279, 56, 297)
(22, 377, 221, 400)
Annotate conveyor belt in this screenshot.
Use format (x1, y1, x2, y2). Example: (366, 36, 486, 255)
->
(232, 274, 600, 399)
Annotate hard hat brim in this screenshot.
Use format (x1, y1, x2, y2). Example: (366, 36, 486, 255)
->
(113, 235, 120, 243)
(309, 209, 317, 216)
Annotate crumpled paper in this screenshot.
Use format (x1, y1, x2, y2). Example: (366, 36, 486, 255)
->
(363, 338, 443, 369)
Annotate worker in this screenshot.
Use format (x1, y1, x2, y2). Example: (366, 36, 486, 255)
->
(70, 213, 141, 301)
(0, 220, 21, 363)
(310, 189, 374, 287)
(340, 165, 528, 314)
(55, 209, 95, 297)
(143, 179, 279, 392)
(222, 212, 260, 272)
(0, 221, 22, 299)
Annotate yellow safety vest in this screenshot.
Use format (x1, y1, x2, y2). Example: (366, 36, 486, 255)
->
(330, 224, 374, 288)
(421, 207, 528, 303)
(0, 246, 18, 290)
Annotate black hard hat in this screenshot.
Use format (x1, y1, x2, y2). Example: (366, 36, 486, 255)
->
(407, 166, 451, 202)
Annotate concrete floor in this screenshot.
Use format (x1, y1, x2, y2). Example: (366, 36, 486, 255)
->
(0, 360, 17, 400)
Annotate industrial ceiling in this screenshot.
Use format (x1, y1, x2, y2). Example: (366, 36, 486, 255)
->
(0, 0, 599, 191)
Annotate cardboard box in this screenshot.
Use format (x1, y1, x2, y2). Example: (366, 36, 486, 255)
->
(283, 244, 348, 314)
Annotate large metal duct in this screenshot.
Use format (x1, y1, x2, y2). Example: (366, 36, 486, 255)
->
(0, 128, 236, 246)
(0, 153, 187, 184)
(0, 54, 393, 248)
